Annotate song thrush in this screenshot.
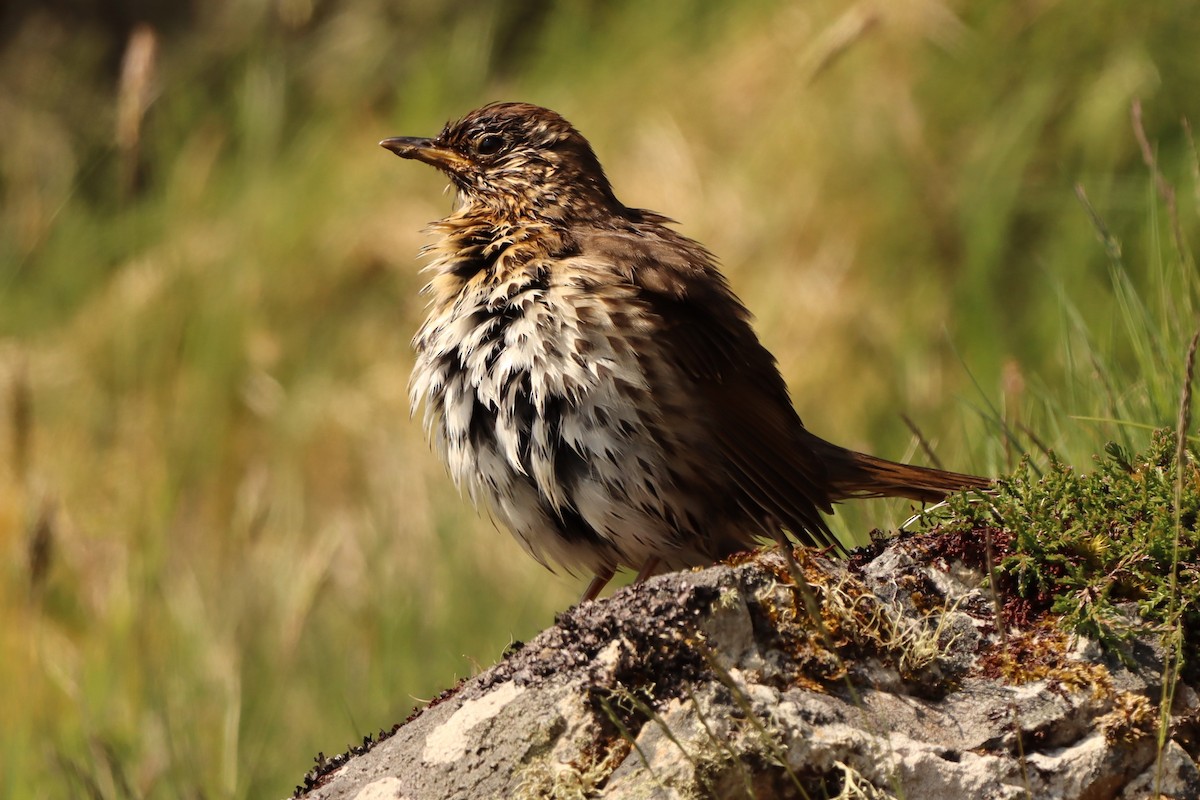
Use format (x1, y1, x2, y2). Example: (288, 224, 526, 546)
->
(381, 102, 988, 601)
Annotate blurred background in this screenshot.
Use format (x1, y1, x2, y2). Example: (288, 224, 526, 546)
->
(1, 0, 1197, 796)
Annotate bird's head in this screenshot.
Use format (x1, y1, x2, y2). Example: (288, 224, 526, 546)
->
(381, 102, 623, 223)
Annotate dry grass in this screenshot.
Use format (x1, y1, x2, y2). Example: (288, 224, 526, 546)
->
(0, 0, 1197, 796)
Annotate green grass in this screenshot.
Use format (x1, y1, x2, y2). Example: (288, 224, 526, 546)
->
(1, 1, 1198, 796)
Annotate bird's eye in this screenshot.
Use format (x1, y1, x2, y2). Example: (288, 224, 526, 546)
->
(474, 135, 504, 156)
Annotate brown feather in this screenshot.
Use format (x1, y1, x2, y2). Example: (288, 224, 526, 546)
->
(384, 102, 991, 597)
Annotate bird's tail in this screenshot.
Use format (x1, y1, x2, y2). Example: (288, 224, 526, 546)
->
(808, 437, 990, 504)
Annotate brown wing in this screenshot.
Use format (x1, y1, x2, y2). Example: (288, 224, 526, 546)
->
(579, 217, 841, 550)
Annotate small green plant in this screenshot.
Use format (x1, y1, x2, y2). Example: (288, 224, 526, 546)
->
(927, 430, 1199, 674)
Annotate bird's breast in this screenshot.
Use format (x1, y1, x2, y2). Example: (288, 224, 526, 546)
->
(409, 250, 678, 520)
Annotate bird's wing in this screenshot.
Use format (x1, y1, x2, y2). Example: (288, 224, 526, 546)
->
(577, 220, 840, 549)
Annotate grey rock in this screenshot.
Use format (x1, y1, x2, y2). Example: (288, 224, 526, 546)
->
(292, 540, 1200, 800)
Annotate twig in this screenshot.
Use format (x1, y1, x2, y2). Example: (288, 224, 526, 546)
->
(1153, 328, 1199, 796)
(984, 524, 1032, 799)
(1131, 100, 1192, 272)
(900, 413, 944, 470)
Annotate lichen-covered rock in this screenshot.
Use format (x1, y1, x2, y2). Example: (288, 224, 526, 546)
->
(291, 538, 1200, 800)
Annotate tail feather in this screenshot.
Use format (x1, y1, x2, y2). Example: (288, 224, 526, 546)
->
(810, 439, 991, 504)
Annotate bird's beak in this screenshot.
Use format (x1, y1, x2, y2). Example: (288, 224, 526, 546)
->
(379, 137, 468, 172)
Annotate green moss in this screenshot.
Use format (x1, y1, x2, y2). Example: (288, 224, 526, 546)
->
(927, 429, 1199, 672)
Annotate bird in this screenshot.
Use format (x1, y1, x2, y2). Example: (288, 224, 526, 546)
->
(381, 102, 989, 602)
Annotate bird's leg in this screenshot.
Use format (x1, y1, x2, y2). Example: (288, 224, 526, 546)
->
(633, 558, 661, 584)
(580, 567, 615, 603)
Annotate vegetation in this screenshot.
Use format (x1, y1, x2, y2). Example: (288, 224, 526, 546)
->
(927, 430, 1200, 676)
(1, 1, 1198, 797)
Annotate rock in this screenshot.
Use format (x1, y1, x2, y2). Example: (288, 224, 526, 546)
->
(290, 538, 1200, 800)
